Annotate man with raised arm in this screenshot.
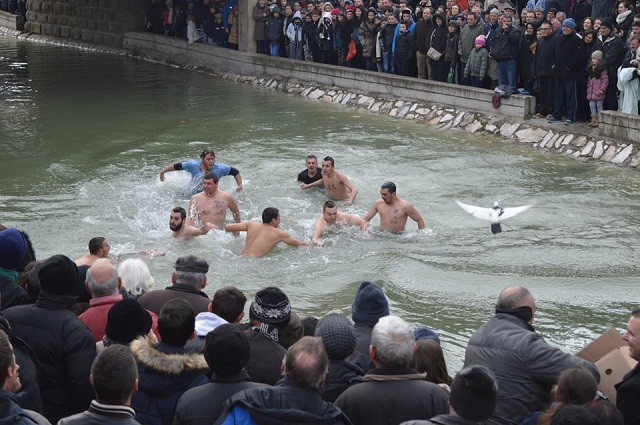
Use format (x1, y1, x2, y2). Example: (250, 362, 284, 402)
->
(361, 181, 425, 232)
(159, 148, 243, 193)
(300, 156, 358, 206)
(170, 207, 217, 238)
(187, 173, 241, 229)
(224, 207, 308, 258)
(312, 200, 364, 245)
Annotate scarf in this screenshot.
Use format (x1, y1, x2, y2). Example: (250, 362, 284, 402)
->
(0, 268, 19, 283)
(616, 9, 632, 25)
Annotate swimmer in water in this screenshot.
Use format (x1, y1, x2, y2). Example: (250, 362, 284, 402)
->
(311, 200, 364, 245)
(170, 207, 217, 238)
(300, 156, 358, 206)
(361, 181, 425, 233)
(187, 172, 241, 229)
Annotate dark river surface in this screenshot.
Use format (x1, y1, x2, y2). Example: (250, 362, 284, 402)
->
(1, 35, 639, 371)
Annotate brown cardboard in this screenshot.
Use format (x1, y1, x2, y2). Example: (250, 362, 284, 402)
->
(576, 328, 638, 405)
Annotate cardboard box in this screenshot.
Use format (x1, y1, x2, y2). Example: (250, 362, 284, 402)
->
(576, 328, 638, 405)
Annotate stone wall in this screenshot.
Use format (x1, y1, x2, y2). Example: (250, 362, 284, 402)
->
(25, 0, 145, 46)
(0, 10, 25, 31)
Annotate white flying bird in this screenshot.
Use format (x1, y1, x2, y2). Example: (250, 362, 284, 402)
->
(456, 201, 532, 234)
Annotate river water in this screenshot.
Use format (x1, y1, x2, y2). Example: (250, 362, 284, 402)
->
(1, 36, 639, 371)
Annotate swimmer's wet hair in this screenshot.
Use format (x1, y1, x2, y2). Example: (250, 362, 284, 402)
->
(263, 207, 280, 224)
(200, 148, 216, 159)
(323, 200, 337, 211)
(323, 156, 335, 166)
(381, 181, 396, 193)
(172, 207, 187, 219)
(203, 172, 219, 183)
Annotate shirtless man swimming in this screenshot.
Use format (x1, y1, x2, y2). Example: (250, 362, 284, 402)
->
(188, 172, 241, 228)
(224, 207, 308, 258)
(312, 200, 364, 245)
(300, 156, 358, 206)
(170, 207, 217, 238)
(361, 181, 425, 232)
(75, 237, 110, 267)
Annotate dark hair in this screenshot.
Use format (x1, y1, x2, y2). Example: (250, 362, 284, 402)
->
(0, 331, 13, 387)
(323, 156, 335, 166)
(172, 207, 187, 220)
(262, 207, 280, 224)
(200, 148, 215, 159)
(212, 286, 247, 323)
(631, 307, 640, 318)
(381, 181, 397, 194)
(306, 154, 318, 161)
(203, 172, 219, 183)
(17, 260, 43, 301)
(539, 367, 598, 425)
(89, 237, 106, 255)
(400, 19, 408, 25)
(91, 345, 138, 405)
(410, 339, 453, 387)
(158, 299, 195, 347)
(284, 336, 328, 388)
(301, 316, 319, 336)
(323, 200, 337, 211)
(587, 400, 624, 425)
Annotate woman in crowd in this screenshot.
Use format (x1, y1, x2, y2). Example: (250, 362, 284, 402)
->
(518, 21, 539, 95)
(614, 0, 634, 40)
(428, 13, 448, 81)
(359, 7, 381, 71)
(576, 29, 602, 120)
(118, 258, 155, 300)
(410, 339, 453, 392)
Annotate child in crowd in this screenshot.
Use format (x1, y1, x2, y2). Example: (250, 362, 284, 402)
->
(227, 7, 239, 49)
(379, 12, 398, 73)
(317, 12, 335, 64)
(394, 20, 413, 76)
(283, 4, 295, 57)
(212, 13, 228, 47)
(266, 4, 284, 56)
(287, 11, 305, 60)
(586, 50, 608, 127)
(445, 20, 460, 83)
(333, 11, 346, 66)
(464, 34, 488, 87)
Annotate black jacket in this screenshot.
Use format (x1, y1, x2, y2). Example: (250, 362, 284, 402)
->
(138, 284, 211, 316)
(427, 15, 448, 58)
(216, 381, 352, 425)
(401, 414, 486, 425)
(533, 33, 558, 77)
(595, 33, 625, 78)
(491, 25, 522, 62)
(554, 31, 582, 80)
(413, 17, 434, 54)
(3, 292, 96, 424)
(173, 370, 269, 425)
(319, 360, 365, 403)
(0, 276, 30, 311)
(615, 363, 640, 425)
(244, 329, 286, 385)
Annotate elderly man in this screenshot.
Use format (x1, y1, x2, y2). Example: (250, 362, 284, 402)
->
(463, 286, 599, 425)
(217, 337, 351, 424)
(335, 315, 449, 425)
(547, 18, 581, 125)
(59, 345, 141, 425)
(138, 255, 210, 315)
(79, 259, 124, 342)
(615, 307, 640, 425)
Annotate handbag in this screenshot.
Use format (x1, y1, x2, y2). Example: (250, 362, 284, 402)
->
(427, 47, 442, 61)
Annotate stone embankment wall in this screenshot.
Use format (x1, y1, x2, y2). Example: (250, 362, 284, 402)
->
(24, 0, 144, 46)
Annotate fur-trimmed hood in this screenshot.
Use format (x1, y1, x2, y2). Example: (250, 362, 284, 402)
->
(131, 334, 208, 375)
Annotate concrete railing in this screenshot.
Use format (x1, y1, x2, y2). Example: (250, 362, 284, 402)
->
(124, 31, 536, 120)
(0, 11, 24, 31)
(600, 111, 640, 142)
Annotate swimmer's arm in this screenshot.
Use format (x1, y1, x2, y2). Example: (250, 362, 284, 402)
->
(406, 204, 425, 230)
(281, 231, 309, 247)
(228, 197, 241, 223)
(311, 219, 326, 245)
(341, 174, 358, 206)
(225, 222, 248, 234)
(344, 213, 364, 227)
(360, 203, 379, 229)
(159, 163, 180, 181)
(300, 178, 325, 190)
(230, 168, 243, 192)
(184, 224, 216, 237)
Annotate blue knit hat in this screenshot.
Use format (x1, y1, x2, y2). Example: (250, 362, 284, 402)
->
(0, 229, 27, 270)
(351, 281, 389, 325)
(414, 327, 441, 345)
(562, 18, 576, 29)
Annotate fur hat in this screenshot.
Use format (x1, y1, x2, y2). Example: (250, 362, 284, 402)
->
(315, 313, 357, 360)
(105, 298, 153, 344)
(250, 287, 291, 326)
(0, 229, 27, 271)
(450, 365, 499, 421)
(204, 323, 251, 377)
(38, 255, 79, 296)
(351, 281, 389, 325)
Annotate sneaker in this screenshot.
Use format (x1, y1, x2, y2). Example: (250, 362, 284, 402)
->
(564, 119, 574, 125)
(547, 117, 558, 123)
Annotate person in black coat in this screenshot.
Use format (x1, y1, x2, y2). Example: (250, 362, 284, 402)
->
(532, 22, 558, 117)
(596, 17, 625, 110)
(549, 18, 582, 124)
(576, 29, 603, 120)
(491, 15, 522, 89)
(428, 13, 449, 81)
(518, 21, 539, 95)
(0, 229, 31, 311)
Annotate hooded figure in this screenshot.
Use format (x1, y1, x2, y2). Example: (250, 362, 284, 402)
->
(286, 11, 305, 60)
(317, 12, 335, 64)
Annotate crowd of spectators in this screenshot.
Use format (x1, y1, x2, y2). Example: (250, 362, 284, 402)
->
(145, 0, 640, 123)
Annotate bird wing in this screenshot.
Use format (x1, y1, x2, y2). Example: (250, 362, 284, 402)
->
(455, 201, 494, 221)
(499, 205, 532, 220)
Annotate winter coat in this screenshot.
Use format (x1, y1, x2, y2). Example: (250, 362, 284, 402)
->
(615, 362, 640, 425)
(401, 414, 487, 425)
(554, 31, 582, 80)
(266, 12, 284, 42)
(394, 30, 415, 61)
(413, 17, 434, 54)
(532, 33, 558, 77)
(173, 371, 269, 425)
(286, 13, 304, 47)
(591, 0, 615, 20)
(0, 391, 41, 425)
(317, 15, 335, 51)
(586, 67, 609, 101)
(215, 380, 352, 425)
(491, 24, 522, 62)
(0, 275, 30, 311)
(334, 366, 450, 425)
(228, 13, 239, 45)
(138, 284, 210, 316)
(458, 21, 484, 62)
(483, 21, 500, 51)
(427, 14, 447, 59)
(464, 46, 489, 78)
(3, 292, 96, 424)
(252, 2, 268, 41)
(359, 19, 380, 58)
(243, 329, 286, 385)
(130, 336, 209, 425)
(463, 313, 600, 425)
(318, 359, 365, 403)
(379, 22, 397, 52)
(595, 33, 625, 78)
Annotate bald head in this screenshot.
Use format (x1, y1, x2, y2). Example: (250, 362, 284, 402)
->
(86, 258, 121, 298)
(496, 286, 535, 324)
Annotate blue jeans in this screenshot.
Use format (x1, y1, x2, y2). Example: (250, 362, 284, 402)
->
(382, 51, 394, 74)
(471, 76, 482, 87)
(365, 57, 377, 72)
(269, 42, 280, 57)
(497, 60, 517, 88)
(552, 79, 577, 121)
(256, 40, 267, 54)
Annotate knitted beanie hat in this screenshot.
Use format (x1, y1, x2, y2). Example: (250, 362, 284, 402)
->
(315, 313, 357, 360)
(351, 281, 389, 325)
